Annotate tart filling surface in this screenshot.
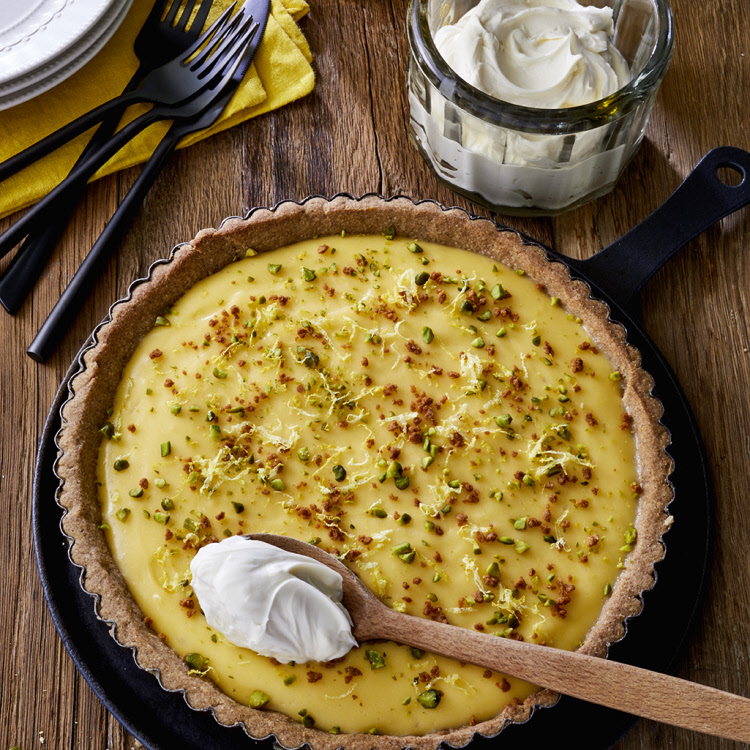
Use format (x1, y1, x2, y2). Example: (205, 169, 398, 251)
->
(57, 197, 672, 749)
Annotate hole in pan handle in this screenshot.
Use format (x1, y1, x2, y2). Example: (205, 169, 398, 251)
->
(566, 146, 750, 310)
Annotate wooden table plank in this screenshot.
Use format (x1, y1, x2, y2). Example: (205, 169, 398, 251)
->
(1, 0, 749, 748)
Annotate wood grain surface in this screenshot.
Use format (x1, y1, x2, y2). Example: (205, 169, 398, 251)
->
(1, 0, 749, 748)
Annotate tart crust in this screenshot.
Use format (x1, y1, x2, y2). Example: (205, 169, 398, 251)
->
(56, 195, 673, 750)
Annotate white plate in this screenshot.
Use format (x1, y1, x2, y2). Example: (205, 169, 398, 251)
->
(0, 0, 132, 111)
(0, 0, 122, 86)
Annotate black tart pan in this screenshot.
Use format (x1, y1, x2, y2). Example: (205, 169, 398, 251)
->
(34, 146, 750, 749)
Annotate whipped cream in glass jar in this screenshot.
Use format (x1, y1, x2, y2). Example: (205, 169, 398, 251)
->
(407, 0, 674, 215)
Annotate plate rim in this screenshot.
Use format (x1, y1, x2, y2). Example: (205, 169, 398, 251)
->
(0, 0, 120, 85)
(0, 0, 132, 111)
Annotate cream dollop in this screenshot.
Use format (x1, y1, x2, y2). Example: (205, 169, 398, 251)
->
(190, 537, 357, 664)
(434, 0, 630, 108)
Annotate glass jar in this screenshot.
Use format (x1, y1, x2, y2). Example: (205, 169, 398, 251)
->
(407, 0, 675, 216)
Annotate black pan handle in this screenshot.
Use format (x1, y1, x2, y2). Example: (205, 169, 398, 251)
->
(567, 146, 750, 308)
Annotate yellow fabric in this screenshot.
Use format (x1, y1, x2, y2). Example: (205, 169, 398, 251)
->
(0, 0, 314, 220)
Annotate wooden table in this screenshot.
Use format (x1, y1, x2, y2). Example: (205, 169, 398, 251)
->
(1, 0, 749, 747)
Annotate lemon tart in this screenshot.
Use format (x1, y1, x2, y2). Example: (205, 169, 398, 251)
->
(57, 196, 672, 749)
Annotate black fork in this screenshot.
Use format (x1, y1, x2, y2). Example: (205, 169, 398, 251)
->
(0, 0, 218, 314)
(0, 9, 255, 261)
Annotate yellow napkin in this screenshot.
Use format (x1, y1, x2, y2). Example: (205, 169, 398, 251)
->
(0, 0, 314, 220)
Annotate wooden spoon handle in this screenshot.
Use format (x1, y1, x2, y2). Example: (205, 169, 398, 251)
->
(376, 610, 750, 742)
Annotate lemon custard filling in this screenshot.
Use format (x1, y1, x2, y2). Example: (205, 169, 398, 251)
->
(97, 233, 641, 736)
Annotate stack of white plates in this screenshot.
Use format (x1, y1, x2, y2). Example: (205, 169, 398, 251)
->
(0, 0, 133, 112)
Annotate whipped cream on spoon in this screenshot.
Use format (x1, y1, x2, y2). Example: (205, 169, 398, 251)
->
(190, 535, 356, 664)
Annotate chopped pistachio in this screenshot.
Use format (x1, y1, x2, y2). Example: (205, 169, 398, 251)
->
(407, 242, 423, 254)
(160, 441, 171, 457)
(332, 464, 347, 482)
(395, 475, 410, 490)
(113, 458, 129, 472)
(268, 263, 282, 274)
(422, 326, 434, 344)
(491, 283, 506, 300)
(129, 488, 143, 498)
(297, 347, 320, 368)
(184, 653, 208, 671)
(416, 689, 442, 709)
(399, 550, 416, 563)
(415, 271, 430, 286)
(269, 478, 286, 492)
(302, 268, 317, 282)
(386, 461, 403, 478)
(249, 690, 271, 708)
(365, 649, 386, 669)
(116, 508, 131, 522)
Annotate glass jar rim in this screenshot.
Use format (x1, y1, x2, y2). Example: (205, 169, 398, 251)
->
(408, 0, 675, 135)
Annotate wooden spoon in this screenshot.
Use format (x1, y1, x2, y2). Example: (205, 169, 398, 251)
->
(247, 533, 750, 743)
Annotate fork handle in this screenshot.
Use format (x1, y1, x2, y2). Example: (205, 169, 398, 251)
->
(27, 130, 180, 362)
(0, 105, 174, 260)
(0, 66, 150, 314)
(0, 90, 147, 184)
